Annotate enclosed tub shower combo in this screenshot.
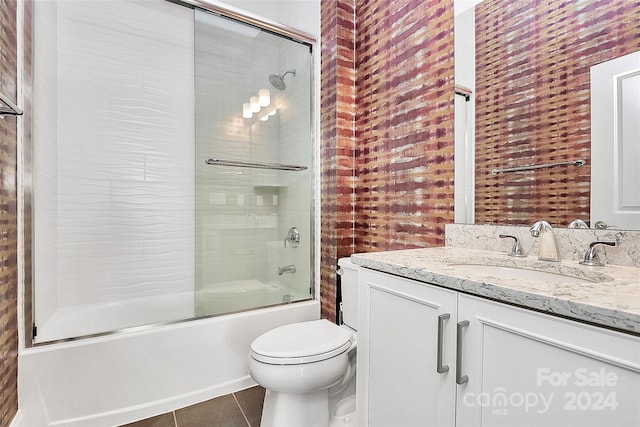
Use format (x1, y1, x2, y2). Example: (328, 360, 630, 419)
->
(19, 0, 318, 425)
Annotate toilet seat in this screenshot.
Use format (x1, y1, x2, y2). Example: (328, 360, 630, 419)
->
(250, 319, 353, 365)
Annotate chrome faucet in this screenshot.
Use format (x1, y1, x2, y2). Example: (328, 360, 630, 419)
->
(499, 234, 525, 257)
(568, 219, 589, 229)
(278, 264, 296, 275)
(529, 220, 560, 262)
(579, 240, 617, 266)
(284, 227, 300, 248)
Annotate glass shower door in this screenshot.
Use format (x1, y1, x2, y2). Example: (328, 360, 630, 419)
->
(194, 10, 313, 316)
(31, 0, 313, 343)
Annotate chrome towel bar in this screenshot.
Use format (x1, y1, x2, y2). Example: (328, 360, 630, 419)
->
(491, 159, 585, 175)
(0, 91, 23, 117)
(205, 158, 307, 171)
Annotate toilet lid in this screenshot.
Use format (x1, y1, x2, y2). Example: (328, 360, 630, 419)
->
(250, 319, 353, 365)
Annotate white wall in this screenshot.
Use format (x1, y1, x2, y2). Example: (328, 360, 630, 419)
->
(32, 0, 59, 331)
(33, 0, 195, 341)
(454, 6, 476, 224)
(221, 0, 320, 36)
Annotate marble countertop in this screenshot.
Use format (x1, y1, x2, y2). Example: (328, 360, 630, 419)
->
(350, 247, 640, 335)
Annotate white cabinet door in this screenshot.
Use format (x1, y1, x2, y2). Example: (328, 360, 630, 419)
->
(357, 269, 458, 427)
(456, 294, 640, 427)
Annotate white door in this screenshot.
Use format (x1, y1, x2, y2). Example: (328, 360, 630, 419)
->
(591, 51, 640, 229)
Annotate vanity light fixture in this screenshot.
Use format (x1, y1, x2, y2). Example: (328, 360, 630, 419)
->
(242, 103, 252, 119)
(258, 89, 270, 107)
(250, 96, 260, 113)
(242, 91, 275, 120)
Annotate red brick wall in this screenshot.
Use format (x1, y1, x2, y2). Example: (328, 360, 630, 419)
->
(474, 0, 640, 227)
(320, 0, 357, 322)
(354, 0, 455, 252)
(320, 0, 455, 320)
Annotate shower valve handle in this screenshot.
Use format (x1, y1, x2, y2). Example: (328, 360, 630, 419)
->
(284, 227, 300, 248)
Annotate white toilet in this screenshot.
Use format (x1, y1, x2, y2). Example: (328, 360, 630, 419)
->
(248, 258, 359, 427)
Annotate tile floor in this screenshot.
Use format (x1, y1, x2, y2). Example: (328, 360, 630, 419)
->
(121, 386, 265, 427)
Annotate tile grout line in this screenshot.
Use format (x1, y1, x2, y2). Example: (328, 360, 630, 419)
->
(172, 410, 178, 427)
(232, 392, 252, 427)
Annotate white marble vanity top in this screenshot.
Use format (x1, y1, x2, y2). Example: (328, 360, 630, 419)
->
(350, 247, 640, 334)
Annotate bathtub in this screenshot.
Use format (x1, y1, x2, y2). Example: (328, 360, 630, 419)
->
(17, 300, 319, 427)
(195, 279, 308, 316)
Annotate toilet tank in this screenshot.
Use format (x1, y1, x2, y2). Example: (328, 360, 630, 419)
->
(338, 257, 360, 331)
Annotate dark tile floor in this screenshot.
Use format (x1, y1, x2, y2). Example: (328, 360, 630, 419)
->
(121, 386, 265, 427)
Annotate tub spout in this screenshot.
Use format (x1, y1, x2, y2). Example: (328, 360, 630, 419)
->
(278, 265, 296, 275)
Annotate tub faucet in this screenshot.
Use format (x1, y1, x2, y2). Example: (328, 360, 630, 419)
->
(278, 264, 296, 275)
(529, 220, 560, 262)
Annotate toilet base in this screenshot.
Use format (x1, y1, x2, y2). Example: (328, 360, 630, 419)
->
(260, 388, 329, 427)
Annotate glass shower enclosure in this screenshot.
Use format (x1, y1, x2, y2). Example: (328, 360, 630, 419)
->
(194, 10, 313, 316)
(31, 0, 313, 343)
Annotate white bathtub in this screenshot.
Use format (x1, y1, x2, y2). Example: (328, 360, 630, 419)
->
(196, 279, 308, 316)
(18, 300, 319, 427)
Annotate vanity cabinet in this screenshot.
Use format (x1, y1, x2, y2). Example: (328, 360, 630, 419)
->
(357, 268, 640, 427)
(356, 269, 457, 427)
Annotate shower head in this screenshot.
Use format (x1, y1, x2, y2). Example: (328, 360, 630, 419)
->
(268, 69, 296, 90)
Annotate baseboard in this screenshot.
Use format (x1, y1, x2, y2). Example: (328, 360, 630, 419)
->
(49, 376, 258, 427)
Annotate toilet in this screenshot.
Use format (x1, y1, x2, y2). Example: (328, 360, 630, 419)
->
(248, 258, 359, 427)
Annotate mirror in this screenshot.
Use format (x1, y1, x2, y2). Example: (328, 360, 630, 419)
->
(453, 0, 640, 230)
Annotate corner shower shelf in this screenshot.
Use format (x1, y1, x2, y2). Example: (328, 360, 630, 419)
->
(0, 91, 23, 117)
(205, 158, 307, 171)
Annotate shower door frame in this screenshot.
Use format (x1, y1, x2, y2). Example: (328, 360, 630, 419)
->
(23, 0, 318, 347)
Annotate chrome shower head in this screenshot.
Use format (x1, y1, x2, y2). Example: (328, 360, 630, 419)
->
(268, 69, 296, 90)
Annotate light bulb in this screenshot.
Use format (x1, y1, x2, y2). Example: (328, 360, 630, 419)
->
(242, 103, 252, 119)
(250, 96, 260, 113)
(268, 109, 277, 116)
(258, 89, 270, 107)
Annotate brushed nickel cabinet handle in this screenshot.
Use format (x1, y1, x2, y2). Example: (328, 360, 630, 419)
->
(437, 313, 450, 374)
(456, 320, 470, 384)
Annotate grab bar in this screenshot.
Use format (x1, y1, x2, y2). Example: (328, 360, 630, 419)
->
(491, 159, 585, 175)
(205, 158, 307, 171)
(0, 91, 23, 117)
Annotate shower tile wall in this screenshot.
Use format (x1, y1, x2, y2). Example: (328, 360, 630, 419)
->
(195, 12, 311, 300)
(194, 13, 276, 289)
(33, 0, 195, 340)
(275, 40, 312, 296)
(0, 0, 19, 423)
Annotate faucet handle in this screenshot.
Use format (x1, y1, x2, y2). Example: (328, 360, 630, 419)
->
(568, 219, 589, 229)
(499, 234, 526, 257)
(284, 227, 300, 248)
(579, 240, 617, 267)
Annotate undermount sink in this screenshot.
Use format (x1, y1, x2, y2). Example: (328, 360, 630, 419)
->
(450, 263, 610, 284)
